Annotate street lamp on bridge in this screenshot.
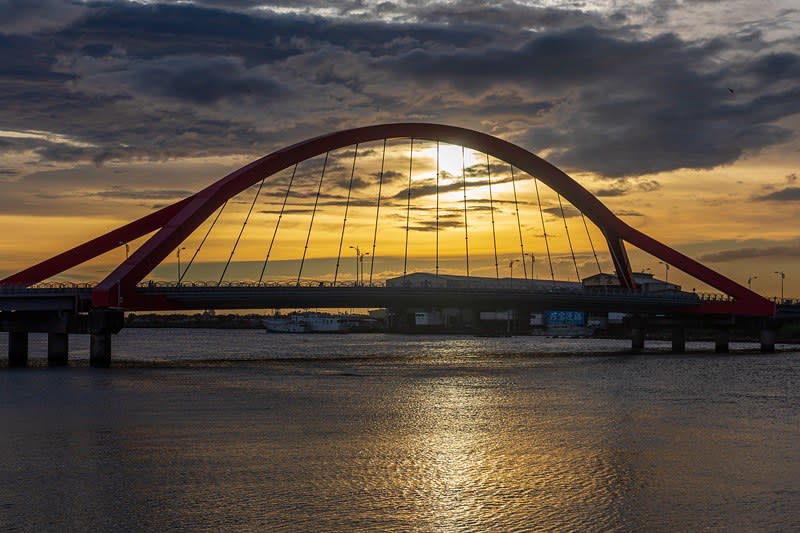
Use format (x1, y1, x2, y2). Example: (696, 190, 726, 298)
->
(118, 241, 129, 260)
(508, 259, 520, 285)
(658, 261, 670, 282)
(349, 245, 369, 286)
(747, 275, 758, 290)
(176, 246, 186, 286)
(525, 253, 536, 280)
(360, 252, 370, 286)
(774, 271, 785, 301)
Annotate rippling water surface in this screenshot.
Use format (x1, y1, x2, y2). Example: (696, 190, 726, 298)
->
(1, 330, 799, 531)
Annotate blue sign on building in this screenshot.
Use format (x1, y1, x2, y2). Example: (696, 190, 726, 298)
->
(546, 310, 585, 326)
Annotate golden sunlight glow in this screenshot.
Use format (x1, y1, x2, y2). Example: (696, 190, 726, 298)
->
(418, 143, 479, 178)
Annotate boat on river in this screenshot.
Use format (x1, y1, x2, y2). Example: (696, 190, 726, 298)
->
(264, 312, 379, 333)
(263, 314, 308, 333)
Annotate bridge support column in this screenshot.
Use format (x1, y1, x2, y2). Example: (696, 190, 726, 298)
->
(671, 327, 686, 353)
(90, 334, 111, 368)
(630, 328, 645, 353)
(8, 331, 28, 367)
(88, 309, 124, 368)
(760, 329, 776, 353)
(48, 333, 69, 366)
(714, 330, 729, 353)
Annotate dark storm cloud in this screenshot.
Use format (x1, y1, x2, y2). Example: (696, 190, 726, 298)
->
(473, 96, 553, 118)
(0, 0, 87, 34)
(408, 218, 464, 232)
(411, 1, 625, 31)
(370, 169, 404, 183)
(597, 179, 662, 196)
(464, 162, 511, 178)
(92, 187, 196, 200)
(332, 175, 372, 190)
(753, 187, 800, 201)
(542, 206, 581, 219)
(616, 209, 644, 217)
(1, 0, 799, 184)
(62, 2, 491, 61)
(698, 244, 800, 262)
(259, 207, 315, 215)
(380, 26, 800, 176)
(127, 55, 287, 104)
(595, 186, 628, 197)
(748, 53, 800, 82)
(33, 187, 195, 201)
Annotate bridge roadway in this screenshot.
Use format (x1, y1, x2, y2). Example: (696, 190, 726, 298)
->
(1, 284, 702, 315)
(142, 284, 702, 312)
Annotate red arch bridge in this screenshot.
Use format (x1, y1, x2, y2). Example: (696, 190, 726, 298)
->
(0, 123, 783, 366)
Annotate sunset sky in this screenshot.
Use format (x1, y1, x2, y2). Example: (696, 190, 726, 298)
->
(1, 0, 798, 298)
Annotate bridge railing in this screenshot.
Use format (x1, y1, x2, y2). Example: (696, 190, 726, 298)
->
(695, 292, 735, 302)
(136, 280, 378, 288)
(131, 279, 704, 301)
(0, 278, 723, 305)
(0, 281, 96, 292)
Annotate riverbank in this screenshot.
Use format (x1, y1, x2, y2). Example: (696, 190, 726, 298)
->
(124, 312, 800, 343)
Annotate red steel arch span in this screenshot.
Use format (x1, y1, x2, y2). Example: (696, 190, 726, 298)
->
(0, 123, 775, 316)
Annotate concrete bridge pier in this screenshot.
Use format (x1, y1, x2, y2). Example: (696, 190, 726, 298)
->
(48, 333, 69, 366)
(629, 320, 646, 353)
(671, 327, 686, 353)
(90, 334, 112, 368)
(714, 330, 730, 353)
(8, 331, 28, 367)
(626, 317, 647, 353)
(760, 329, 776, 353)
(630, 328, 645, 353)
(88, 309, 125, 368)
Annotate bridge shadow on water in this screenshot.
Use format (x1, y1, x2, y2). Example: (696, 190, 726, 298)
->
(2, 344, 793, 370)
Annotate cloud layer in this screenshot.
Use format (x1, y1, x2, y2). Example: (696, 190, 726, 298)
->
(0, 0, 798, 184)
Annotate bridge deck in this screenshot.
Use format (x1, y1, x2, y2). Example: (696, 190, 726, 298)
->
(138, 285, 701, 313)
(0, 285, 701, 314)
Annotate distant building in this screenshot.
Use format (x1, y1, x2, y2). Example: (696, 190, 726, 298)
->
(385, 272, 580, 291)
(382, 271, 683, 335)
(582, 272, 681, 293)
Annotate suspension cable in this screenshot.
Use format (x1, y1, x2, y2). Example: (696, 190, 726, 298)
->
(558, 193, 581, 282)
(368, 139, 387, 284)
(581, 213, 602, 273)
(534, 177, 555, 280)
(510, 165, 528, 280)
(179, 200, 228, 284)
(297, 152, 328, 285)
(218, 177, 266, 286)
(486, 153, 499, 279)
(462, 146, 470, 278)
(334, 144, 359, 286)
(403, 139, 414, 279)
(435, 141, 439, 278)
(258, 163, 298, 284)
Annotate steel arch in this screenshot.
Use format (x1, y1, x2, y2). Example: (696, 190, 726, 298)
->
(0, 123, 775, 316)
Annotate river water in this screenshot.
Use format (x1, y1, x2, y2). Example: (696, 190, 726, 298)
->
(1, 330, 799, 532)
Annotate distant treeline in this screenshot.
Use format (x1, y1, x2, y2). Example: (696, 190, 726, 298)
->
(126, 313, 265, 329)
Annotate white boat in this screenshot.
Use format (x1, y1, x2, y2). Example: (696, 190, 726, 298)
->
(263, 314, 308, 333)
(263, 312, 358, 333)
(304, 313, 356, 333)
(262, 312, 381, 333)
